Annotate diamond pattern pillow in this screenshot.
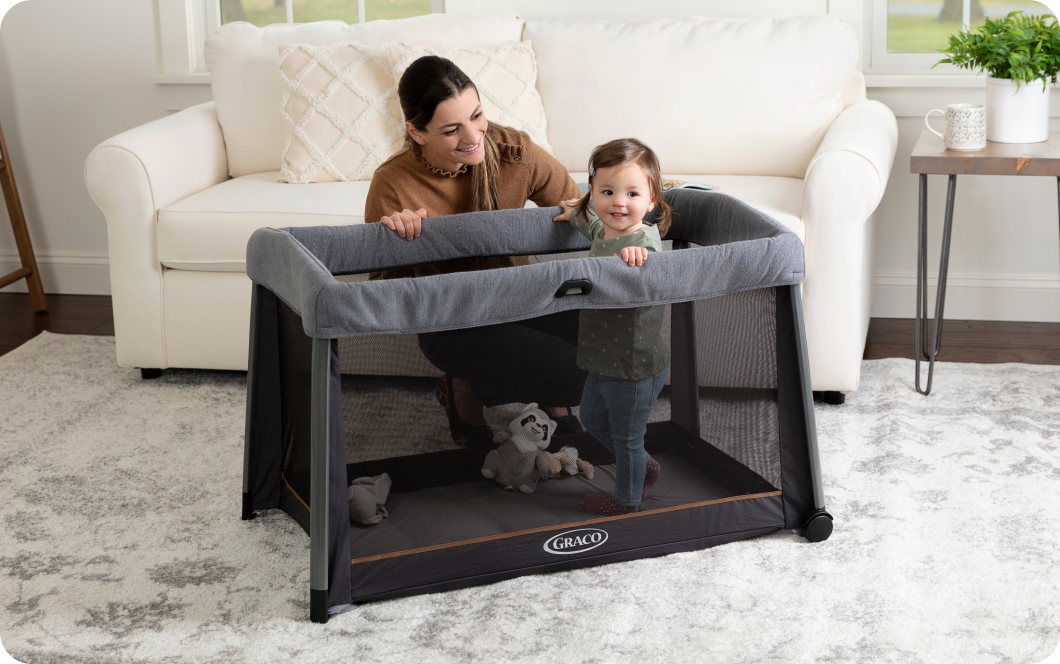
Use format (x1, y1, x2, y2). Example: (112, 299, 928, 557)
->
(278, 40, 552, 184)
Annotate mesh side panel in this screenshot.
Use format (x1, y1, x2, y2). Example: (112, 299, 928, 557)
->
(695, 288, 781, 489)
(277, 299, 314, 504)
(272, 249, 784, 563)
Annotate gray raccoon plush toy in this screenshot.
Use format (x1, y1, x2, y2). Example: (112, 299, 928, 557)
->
(481, 403, 555, 494)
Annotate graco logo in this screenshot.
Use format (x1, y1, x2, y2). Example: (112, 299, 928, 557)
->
(543, 528, 609, 555)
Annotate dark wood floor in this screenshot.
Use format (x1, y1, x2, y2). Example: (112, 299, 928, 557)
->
(1, 292, 1059, 365)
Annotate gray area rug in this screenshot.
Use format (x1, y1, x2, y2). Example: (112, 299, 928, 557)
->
(0, 332, 1058, 663)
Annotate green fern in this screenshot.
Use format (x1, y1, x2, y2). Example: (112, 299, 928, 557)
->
(934, 11, 1060, 91)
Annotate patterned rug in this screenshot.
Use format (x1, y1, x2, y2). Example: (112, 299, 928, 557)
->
(0, 332, 1058, 664)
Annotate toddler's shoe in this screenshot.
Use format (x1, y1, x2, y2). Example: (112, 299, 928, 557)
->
(641, 457, 661, 499)
(584, 493, 639, 515)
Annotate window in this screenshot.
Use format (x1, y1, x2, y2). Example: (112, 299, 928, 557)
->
(870, 0, 1055, 71)
(219, 0, 432, 27)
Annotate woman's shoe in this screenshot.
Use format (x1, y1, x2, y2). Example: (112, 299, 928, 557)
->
(435, 375, 493, 447)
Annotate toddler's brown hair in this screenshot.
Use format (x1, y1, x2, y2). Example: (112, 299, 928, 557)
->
(574, 138, 672, 237)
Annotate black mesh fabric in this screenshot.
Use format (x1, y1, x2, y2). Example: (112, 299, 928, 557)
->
(264, 239, 798, 609)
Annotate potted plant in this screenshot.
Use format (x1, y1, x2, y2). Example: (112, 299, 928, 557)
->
(934, 11, 1060, 143)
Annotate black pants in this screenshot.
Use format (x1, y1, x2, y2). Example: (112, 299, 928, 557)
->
(418, 310, 588, 408)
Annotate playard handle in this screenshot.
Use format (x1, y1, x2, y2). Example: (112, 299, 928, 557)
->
(554, 279, 593, 298)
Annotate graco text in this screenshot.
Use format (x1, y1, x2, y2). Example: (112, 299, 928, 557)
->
(543, 529, 609, 555)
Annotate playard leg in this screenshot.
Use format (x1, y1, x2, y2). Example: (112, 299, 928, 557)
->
(790, 285, 833, 543)
(140, 368, 161, 379)
(310, 337, 331, 624)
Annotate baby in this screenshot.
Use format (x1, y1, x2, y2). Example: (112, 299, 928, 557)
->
(553, 138, 672, 515)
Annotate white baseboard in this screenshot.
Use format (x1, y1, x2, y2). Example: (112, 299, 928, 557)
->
(0, 251, 111, 296)
(873, 272, 1060, 322)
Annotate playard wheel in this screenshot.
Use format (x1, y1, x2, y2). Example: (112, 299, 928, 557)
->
(802, 511, 833, 543)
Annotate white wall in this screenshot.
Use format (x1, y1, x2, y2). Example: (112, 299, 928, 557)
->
(1, 0, 1058, 323)
(0, 0, 169, 295)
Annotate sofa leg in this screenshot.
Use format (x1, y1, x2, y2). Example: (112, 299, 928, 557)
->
(822, 391, 845, 405)
(140, 368, 162, 379)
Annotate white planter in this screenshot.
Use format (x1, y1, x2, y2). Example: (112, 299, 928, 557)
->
(985, 76, 1050, 143)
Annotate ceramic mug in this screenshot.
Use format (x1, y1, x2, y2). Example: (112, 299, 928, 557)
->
(925, 104, 987, 151)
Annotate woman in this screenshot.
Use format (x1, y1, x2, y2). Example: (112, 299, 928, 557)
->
(365, 55, 586, 448)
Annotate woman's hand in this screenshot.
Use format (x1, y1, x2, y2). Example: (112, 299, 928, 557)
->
(380, 208, 427, 240)
(619, 246, 649, 267)
(552, 198, 581, 223)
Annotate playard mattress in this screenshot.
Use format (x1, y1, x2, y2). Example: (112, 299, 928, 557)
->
(242, 189, 828, 621)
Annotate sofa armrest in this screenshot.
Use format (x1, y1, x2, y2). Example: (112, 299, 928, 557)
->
(802, 100, 898, 391)
(85, 101, 229, 370)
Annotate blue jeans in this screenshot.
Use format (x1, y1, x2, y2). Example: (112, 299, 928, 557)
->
(580, 367, 669, 507)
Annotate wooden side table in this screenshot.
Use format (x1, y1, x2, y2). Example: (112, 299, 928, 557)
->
(909, 130, 1060, 394)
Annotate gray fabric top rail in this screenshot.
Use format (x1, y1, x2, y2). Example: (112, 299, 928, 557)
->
(246, 190, 805, 339)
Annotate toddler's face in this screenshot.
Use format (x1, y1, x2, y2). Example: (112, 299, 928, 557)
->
(590, 163, 656, 237)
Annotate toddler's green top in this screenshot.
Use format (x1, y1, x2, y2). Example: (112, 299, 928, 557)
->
(569, 209, 671, 380)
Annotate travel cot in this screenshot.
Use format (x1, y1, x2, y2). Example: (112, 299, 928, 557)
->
(242, 188, 833, 622)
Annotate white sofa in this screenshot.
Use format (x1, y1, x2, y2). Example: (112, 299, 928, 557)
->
(85, 12, 897, 395)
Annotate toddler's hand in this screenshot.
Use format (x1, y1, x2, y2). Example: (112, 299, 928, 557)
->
(380, 208, 426, 240)
(552, 198, 581, 222)
(619, 246, 649, 267)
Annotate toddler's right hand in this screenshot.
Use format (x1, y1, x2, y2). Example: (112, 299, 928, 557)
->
(380, 208, 426, 240)
(619, 246, 649, 267)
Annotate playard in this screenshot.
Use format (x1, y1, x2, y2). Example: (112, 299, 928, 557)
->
(241, 189, 832, 622)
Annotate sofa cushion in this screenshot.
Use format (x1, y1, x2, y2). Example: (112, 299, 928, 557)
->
(278, 39, 552, 185)
(157, 172, 802, 272)
(158, 172, 369, 271)
(527, 16, 858, 179)
(206, 13, 526, 179)
(279, 41, 414, 184)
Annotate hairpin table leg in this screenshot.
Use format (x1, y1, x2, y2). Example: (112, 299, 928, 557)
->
(915, 173, 957, 395)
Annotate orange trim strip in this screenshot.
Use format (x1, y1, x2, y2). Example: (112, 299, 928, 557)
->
(350, 490, 782, 565)
(283, 475, 311, 512)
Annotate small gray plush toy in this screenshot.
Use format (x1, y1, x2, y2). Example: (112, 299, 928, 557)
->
(481, 403, 555, 494)
(348, 472, 391, 525)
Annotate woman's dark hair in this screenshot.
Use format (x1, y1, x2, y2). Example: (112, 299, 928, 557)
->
(398, 55, 500, 212)
(574, 138, 672, 238)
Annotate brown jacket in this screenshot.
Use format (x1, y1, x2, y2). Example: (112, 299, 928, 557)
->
(364, 124, 582, 279)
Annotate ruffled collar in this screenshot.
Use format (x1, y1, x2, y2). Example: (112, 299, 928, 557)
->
(413, 144, 468, 178)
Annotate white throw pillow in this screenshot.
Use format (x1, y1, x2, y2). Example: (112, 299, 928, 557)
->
(205, 13, 527, 179)
(415, 41, 553, 155)
(278, 39, 552, 184)
(278, 41, 418, 183)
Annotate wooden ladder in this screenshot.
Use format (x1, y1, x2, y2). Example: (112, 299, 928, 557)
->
(0, 117, 46, 311)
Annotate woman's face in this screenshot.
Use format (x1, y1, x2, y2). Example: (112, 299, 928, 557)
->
(407, 87, 488, 173)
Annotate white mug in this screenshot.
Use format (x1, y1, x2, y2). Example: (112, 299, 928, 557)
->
(925, 104, 987, 151)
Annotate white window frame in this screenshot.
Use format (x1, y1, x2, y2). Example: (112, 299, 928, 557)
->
(157, 0, 444, 76)
(867, 0, 973, 73)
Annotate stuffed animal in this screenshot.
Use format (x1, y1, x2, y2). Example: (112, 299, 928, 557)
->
(548, 445, 595, 480)
(481, 403, 555, 494)
(348, 473, 391, 525)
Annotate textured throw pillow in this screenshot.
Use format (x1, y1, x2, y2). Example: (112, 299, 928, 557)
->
(278, 40, 552, 184)
(415, 41, 553, 155)
(278, 41, 418, 183)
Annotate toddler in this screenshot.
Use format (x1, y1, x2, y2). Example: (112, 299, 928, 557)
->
(553, 138, 672, 515)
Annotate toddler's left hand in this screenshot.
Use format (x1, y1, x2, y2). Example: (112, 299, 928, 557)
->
(619, 246, 649, 267)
